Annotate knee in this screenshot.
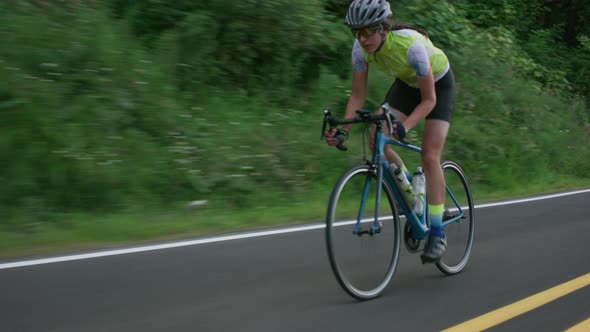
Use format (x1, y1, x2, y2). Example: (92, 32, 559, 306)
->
(421, 149, 440, 169)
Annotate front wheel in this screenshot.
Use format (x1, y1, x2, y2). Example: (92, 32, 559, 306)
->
(436, 161, 475, 275)
(325, 164, 402, 300)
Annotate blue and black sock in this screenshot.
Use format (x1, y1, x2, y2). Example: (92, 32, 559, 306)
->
(429, 204, 444, 237)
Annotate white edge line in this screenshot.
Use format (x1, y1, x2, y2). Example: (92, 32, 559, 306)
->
(0, 224, 325, 270)
(474, 189, 590, 208)
(1, 189, 589, 270)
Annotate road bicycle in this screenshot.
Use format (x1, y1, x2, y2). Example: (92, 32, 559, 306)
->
(321, 104, 474, 300)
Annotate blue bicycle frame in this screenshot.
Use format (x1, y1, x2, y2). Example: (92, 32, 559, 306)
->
(355, 127, 466, 240)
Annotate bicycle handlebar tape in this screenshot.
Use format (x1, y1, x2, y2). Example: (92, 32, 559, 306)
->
(335, 131, 348, 151)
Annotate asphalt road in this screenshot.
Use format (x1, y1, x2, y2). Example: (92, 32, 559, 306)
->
(1, 190, 589, 332)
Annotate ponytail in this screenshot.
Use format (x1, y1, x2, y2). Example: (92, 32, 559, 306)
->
(384, 19, 429, 39)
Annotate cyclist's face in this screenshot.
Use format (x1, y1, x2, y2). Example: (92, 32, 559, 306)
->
(352, 25, 383, 54)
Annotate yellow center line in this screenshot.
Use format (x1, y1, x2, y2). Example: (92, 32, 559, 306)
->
(565, 317, 590, 332)
(443, 273, 590, 332)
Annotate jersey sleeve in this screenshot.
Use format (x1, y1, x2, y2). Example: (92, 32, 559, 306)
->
(407, 41, 431, 78)
(352, 40, 368, 72)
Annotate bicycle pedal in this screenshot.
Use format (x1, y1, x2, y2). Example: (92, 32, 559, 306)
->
(443, 210, 461, 221)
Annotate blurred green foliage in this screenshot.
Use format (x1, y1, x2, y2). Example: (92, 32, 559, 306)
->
(0, 0, 589, 233)
(111, 0, 351, 96)
(455, 0, 590, 99)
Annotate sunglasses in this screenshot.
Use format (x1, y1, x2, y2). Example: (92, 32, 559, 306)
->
(351, 25, 380, 39)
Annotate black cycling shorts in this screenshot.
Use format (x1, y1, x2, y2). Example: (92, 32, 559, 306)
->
(384, 68, 456, 122)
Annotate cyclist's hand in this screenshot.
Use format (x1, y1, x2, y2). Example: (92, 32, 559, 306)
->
(324, 128, 348, 147)
(391, 121, 407, 140)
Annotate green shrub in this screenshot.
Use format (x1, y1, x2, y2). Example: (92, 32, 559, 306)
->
(0, 0, 588, 227)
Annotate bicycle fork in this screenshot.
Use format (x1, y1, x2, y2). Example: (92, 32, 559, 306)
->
(353, 164, 383, 236)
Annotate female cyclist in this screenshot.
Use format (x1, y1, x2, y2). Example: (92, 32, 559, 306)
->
(324, 0, 456, 263)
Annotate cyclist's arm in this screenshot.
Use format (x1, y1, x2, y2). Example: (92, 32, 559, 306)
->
(403, 42, 437, 132)
(342, 40, 369, 133)
(343, 70, 368, 133)
(404, 68, 436, 131)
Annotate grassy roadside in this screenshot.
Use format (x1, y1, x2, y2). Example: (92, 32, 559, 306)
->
(2, 178, 589, 260)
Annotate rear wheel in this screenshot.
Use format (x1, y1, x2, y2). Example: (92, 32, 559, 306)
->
(436, 161, 475, 275)
(326, 164, 402, 300)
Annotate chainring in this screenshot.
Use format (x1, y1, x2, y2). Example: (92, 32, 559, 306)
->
(404, 222, 421, 253)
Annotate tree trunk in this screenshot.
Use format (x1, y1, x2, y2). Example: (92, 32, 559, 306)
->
(563, 0, 581, 47)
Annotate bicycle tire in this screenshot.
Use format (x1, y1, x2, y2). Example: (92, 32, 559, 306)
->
(326, 164, 402, 300)
(436, 160, 475, 275)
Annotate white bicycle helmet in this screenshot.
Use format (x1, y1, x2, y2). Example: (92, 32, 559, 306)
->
(345, 0, 392, 29)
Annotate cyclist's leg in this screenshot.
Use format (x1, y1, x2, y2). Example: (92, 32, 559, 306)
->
(423, 68, 455, 207)
(421, 69, 456, 263)
(422, 119, 449, 206)
(420, 119, 449, 262)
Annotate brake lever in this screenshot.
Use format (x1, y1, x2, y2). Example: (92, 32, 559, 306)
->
(382, 103, 412, 144)
(381, 103, 396, 136)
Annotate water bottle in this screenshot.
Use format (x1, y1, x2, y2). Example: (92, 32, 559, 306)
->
(389, 164, 417, 211)
(412, 167, 426, 216)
